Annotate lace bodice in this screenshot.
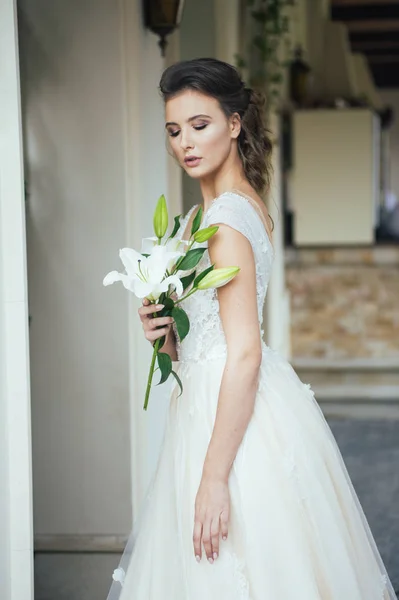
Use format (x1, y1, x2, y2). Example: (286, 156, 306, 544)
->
(174, 191, 274, 363)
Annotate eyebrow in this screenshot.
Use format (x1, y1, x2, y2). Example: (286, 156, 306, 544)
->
(165, 114, 212, 128)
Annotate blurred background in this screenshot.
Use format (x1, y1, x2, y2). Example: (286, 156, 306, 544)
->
(1, 0, 398, 598)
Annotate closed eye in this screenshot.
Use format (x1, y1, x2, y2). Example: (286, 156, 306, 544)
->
(168, 124, 208, 138)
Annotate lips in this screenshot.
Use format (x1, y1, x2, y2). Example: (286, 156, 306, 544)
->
(184, 156, 202, 167)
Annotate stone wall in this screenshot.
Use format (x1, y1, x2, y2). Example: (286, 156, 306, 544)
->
(286, 247, 399, 359)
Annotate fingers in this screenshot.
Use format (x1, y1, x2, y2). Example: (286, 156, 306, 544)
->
(148, 316, 174, 329)
(143, 315, 174, 342)
(210, 518, 220, 561)
(201, 518, 213, 563)
(193, 520, 202, 562)
(193, 511, 229, 564)
(220, 510, 229, 542)
(138, 302, 164, 321)
(144, 324, 172, 343)
(194, 517, 217, 564)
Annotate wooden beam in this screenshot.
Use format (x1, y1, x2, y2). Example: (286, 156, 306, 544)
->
(368, 54, 399, 63)
(352, 41, 399, 54)
(352, 41, 399, 52)
(332, 0, 399, 6)
(332, 5, 399, 20)
(347, 19, 399, 32)
(350, 31, 399, 42)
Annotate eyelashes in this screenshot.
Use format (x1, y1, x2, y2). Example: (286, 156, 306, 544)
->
(168, 124, 208, 138)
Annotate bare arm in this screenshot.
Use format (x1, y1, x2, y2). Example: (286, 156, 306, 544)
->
(192, 223, 262, 564)
(203, 224, 262, 481)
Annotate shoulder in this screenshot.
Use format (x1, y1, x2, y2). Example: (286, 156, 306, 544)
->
(207, 191, 245, 216)
(205, 191, 274, 258)
(206, 192, 260, 234)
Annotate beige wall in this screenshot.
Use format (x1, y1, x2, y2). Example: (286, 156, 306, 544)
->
(19, 0, 131, 540)
(179, 0, 216, 214)
(19, 0, 172, 547)
(292, 109, 379, 246)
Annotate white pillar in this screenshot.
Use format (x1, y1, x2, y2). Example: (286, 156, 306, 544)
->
(0, 1, 34, 599)
(265, 114, 291, 358)
(214, 0, 240, 64)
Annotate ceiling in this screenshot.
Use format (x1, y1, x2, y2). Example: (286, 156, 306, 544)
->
(331, 0, 399, 88)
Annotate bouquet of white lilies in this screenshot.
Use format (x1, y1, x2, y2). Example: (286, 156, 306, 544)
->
(103, 195, 239, 410)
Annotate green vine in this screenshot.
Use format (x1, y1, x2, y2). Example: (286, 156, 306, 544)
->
(236, 0, 296, 105)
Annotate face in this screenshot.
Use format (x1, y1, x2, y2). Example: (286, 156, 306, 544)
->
(165, 90, 241, 180)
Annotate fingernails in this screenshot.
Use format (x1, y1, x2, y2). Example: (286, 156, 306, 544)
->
(195, 555, 200, 563)
(213, 552, 218, 560)
(208, 557, 213, 564)
(222, 535, 227, 541)
(156, 304, 164, 309)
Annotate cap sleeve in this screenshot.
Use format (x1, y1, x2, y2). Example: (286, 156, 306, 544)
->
(204, 192, 271, 261)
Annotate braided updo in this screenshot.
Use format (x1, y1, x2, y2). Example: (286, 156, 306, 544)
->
(159, 58, 272, 195)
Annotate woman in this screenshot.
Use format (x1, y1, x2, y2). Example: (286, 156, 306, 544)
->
(107, 58, 395, 599)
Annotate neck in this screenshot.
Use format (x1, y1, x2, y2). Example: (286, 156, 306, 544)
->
(199, 155, 247, 212)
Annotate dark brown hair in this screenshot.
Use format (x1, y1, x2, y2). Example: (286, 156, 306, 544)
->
(159, 58, 273, 195)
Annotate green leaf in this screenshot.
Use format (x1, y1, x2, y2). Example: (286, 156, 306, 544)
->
(191, 206, 202, 235)
(172, 306, 190, 342)
(157, 352, 172, 385)
(251, 9, 268, 24)
(171, 370, 183, 397)
(193, 264, 214, 288)
(180, 270, 197, 291)
(178, 248, 206, 271)
(170, 215, 182, 239)
(234, 53, 247, 69)
(157, 334, 166, 351)
(162, 297, 175, 312)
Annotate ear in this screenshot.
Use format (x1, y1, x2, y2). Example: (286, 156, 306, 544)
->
(229, 112, 241, 139)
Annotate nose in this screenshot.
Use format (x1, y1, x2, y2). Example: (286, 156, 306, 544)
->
(180, 126, 194, 151)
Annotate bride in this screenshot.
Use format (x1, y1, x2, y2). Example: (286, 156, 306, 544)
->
(106, 58, 396, 599)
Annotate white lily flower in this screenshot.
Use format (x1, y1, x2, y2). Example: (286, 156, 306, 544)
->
(103, 246, 183, 302)
(141, 236, 188, 256)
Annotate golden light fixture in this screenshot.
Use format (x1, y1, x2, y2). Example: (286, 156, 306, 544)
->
(143, 0, 185, 57)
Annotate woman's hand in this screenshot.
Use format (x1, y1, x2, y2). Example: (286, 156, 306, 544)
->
(138, 298, 174, 344)
(193, 476, 230, 564)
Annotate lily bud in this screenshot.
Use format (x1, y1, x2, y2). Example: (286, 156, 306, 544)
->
(153, 194, 168, 239)
(196, 267, 240, 290)
(193, 226, 219, 244)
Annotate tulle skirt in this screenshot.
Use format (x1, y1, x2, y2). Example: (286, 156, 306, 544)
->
(106, 346, 396, 599)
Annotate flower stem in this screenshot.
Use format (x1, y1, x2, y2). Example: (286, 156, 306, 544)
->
(144, 337, 161, 410)
(178, 288, 197, 303)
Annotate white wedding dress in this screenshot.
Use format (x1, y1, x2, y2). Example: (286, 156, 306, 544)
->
(106, 191, 396, 599)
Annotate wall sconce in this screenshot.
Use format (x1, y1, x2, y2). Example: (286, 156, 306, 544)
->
(143, 0, 185, 57)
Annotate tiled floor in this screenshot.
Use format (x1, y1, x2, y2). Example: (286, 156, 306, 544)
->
(34, 418, 399, 599)
(328, 418, 399, 594)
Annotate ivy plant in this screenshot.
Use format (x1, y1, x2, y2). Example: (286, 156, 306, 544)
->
(236, 0, 296, 106)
